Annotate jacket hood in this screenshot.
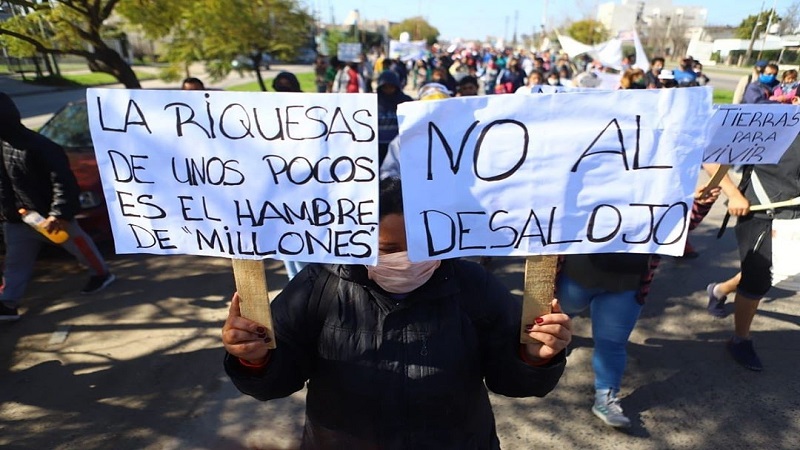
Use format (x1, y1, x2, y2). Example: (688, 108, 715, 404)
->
(272, 72, 302, 92)
(377, 70, 401, 89)
(0, 92, 26, 141)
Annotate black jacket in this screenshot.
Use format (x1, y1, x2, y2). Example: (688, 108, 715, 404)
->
(746, 136, 800, 220)
(0, 92, 80, 222)
(225, 260, 566, 449)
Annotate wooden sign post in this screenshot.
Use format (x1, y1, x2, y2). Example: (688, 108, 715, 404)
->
(520, 255, 558, 344)
(231, 259, 276, 349)
(702, 164, 731, 197)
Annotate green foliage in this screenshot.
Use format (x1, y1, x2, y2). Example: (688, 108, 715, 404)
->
(389, 17, 439, 46)
(119, 0, 314, 82)
(322, 28, 357, 58)
(226, 71, 316, 92)
(565, 20, 610, 45)
(0, 1, 143, 88)
(736, 10, 781, 39)
(713, 88, 733, 104)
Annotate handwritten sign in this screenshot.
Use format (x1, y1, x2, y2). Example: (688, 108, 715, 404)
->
(337, 43, 362, 62)
(86, 88, 379, 264)
(703, 104, 800, 165)
(397, 87, 713, 261)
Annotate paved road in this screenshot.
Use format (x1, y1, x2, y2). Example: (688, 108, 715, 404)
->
(1, 173, 799, 449)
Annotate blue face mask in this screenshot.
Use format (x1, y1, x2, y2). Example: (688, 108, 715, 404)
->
(759, 74, 776, 85)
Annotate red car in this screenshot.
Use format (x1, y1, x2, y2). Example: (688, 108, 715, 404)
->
(37, 99, 113, 243)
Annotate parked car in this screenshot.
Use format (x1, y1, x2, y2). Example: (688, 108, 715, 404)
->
(36, 100, 113, 243)
(231, 53, 271, 71)
(294, 48, 317, 65)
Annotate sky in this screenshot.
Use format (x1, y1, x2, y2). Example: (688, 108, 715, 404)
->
(305, 0, 791, 42)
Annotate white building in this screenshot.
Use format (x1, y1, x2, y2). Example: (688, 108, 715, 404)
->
(597, 0, 708, 35)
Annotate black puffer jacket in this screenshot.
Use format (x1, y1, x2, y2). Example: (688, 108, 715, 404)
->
(0, 92, 80, 222)
(225, 260, 566, 449)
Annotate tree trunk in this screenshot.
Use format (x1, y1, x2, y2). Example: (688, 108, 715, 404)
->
(255, 67, 267, 91)
(90, 46, 141, 89)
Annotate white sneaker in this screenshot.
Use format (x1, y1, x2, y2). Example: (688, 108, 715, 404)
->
(592, 389, 631, 428)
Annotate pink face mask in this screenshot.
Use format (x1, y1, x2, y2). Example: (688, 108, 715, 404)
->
(365, 251, 441, 294)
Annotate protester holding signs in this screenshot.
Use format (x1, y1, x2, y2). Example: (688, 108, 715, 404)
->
(0, 92, 115, 321)
(222, 177, 572, 448)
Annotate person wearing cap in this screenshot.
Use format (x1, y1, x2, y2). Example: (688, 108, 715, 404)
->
(376, 70, 413, 165)
(379, 83, 451, 180)
(657, 68, 677, 88)
(0, 92, 115, 321)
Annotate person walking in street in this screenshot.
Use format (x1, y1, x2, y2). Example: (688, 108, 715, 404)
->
(705, 135, 800, 371)
(222, 177, 572, 448)
(0, 92, 115, 321)
(558, 187, 720, 427)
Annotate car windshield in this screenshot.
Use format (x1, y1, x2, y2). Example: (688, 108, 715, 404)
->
(38, 102, 94, 151)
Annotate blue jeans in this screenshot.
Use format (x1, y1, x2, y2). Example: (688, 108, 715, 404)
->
(556, 275, 642, 392)
(1, 221, 109, 308)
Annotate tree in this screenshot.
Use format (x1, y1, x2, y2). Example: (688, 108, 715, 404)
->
(778, 1, 800, 35)
(566, 19, 609, 45)
(736, 10, 781, 39)
(388, 17, 439, 46)
(118, 0, 313, 91)
(0, 1, 142, 88)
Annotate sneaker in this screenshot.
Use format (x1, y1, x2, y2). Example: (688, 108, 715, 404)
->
(0, 303, 20, 322)
(706, 283, 728, 318)
(592, 390, 631, 428)
(727, 338, 763, 371)
(81, 272, 116, 295)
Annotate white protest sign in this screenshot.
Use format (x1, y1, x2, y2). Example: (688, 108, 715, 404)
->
(337, 43, 362, 62)
(389, 39, 427, 61)
(397, 87, 713, 261)
(702, 104, 800, 165)
(518, 85, 606, 94)
(86, 88, 379, 264)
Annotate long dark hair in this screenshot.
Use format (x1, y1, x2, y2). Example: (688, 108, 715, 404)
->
(379, 177, 403, 220)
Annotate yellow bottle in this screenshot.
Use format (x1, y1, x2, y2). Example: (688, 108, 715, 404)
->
(18, 208, 69, 244)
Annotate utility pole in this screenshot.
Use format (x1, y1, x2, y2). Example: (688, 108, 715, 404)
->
(756, 0, 778, 61)
(512, 10, 519, 47)
(744, 0, 766, 66)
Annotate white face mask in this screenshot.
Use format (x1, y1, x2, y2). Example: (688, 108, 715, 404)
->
(548, 78, 559, 85)
(365, 251, 441, 294)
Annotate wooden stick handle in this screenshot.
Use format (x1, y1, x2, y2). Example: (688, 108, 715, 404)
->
(702, 164, 730, 193)
(520, 255, 558, 344)
(231, 259, 276, 349)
